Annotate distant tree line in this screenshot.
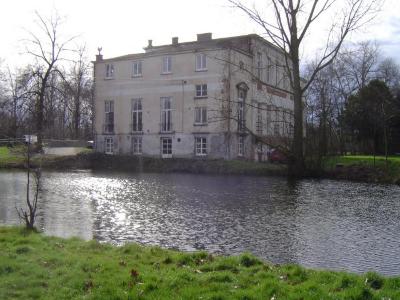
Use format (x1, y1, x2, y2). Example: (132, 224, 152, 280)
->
(0, 11, 93, 144)
(306, 41, 400, 161)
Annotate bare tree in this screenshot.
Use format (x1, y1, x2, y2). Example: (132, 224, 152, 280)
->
(61, 45, 92, 138)
(24, 10, 75, 149)
(230, 0, 382, 176)
(16, 141, 42, 230)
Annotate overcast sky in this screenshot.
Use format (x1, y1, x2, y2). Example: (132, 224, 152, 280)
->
(1, 0, 399, 69)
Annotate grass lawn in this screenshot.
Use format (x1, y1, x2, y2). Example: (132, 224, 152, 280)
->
(323, 155, 400, 183)
(0, 146, 26, 167)
(0, 227, 399, 300)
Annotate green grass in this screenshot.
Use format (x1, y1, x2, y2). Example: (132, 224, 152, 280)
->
(0, 146, 26, 167)
(323, 155, 400, 183)
(1, 227, 399, 300)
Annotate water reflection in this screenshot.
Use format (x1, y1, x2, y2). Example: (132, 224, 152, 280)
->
(1, 170, 399, 276)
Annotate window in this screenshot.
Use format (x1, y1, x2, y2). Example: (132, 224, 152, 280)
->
(132, 136, 142, 154)
(267, 57, 273, 84)
(274, 123, 280, 136)
(238, 136, 244, 157)
(161, 137, 172, 158)
(194, 107, 207, 124)
(105, 137, 114, 154)
(162, 56, 172, 73)
(161, 97, 172, 132)
(256, 103, 262, 135)
(195, 84, 207, 97)
(104, 100, 114, 133)
(236, 83, 248, 132)
(195, 53, 207, 71)
(266, 105, 272, 135)
(105, 64, 114, 79)
(195, 137, 207, 156)
(132, 61, 142, 77)
(132, 99, 142, 132)
(257, 52, 262, 80)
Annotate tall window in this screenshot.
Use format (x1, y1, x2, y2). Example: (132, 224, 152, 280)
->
(105, 64, 114, 79)
(105, 137, 114, 154)
(161, 97, 172, 132)
(132, 99, 142, 132)
(238, 136, 244, 157)
(195, 137, 207, 156)
(132, 136, 142, 154)
(104, 100, 114, 133)
(195, 53, 207, 71)
(267, 57, 273, 84)
(275, 109, 281, 136)
(195, 84, 207, 97)
(162, 56, 172, 73)
(238, 89, 245, 131)
(266, 105, 272, 135)
(132, 61, 142, 77)
(256, 103, 262, 135)
(194, 107, 207, 124)
(161, 137, 172, 157)
(257, 52, 262, 80)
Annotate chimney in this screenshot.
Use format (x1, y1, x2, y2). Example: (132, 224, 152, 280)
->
(147, 39, 153, 48)
(96, 47, 103, 61)
(172, 37, 179, 45)
(197, 33, 212, 42)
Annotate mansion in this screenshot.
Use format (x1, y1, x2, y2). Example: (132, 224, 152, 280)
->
(93, 33, 295, 160)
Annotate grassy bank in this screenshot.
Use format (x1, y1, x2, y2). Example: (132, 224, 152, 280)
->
(1, 227, 399, 300)
(0, 146, 287, 177)
(323, 155, 400, 184)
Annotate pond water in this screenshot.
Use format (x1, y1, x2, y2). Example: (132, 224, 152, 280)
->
(1, 170, 399, 276)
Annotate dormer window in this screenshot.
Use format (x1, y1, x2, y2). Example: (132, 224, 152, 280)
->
(105, 64, 114, 79)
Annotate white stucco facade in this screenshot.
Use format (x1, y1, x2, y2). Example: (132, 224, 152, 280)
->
(93, 33, 295, 160)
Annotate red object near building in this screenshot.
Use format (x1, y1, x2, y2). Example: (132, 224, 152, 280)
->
(268, 149, 288, 163)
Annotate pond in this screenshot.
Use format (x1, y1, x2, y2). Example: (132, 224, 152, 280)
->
(1, 170, 399, 276)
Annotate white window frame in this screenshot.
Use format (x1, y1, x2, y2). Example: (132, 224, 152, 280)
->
(132, 136, 142, 154)
(195, 53, 207, 71)
(161, 97, 173, 132)
(104, 100, 114, 133)
(194, 107, 207, 125)
(105, 64, 114, 79)
(105, 137, 114, 154)
(195, 137, 207, 156)
(162, 56, 172, 74)
(132, 61, 142, 77)
(195, 84, 208, 97)
(238, 136, 244, 157)
(161, 137, 172, 158)
(132, 98, 143, 132)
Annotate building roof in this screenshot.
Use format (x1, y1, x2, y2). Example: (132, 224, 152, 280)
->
(96, 33, 284, 63)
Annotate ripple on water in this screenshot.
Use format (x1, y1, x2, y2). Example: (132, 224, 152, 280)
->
(1, 170, 400, 276)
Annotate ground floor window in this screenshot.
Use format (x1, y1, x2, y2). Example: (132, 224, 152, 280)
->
(195, 137, 207, 156)
(105, 137, 114, 154)
(161, 137, 172, 158)
(132, 136, 142, 154)
(238, 136, 244, 157)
